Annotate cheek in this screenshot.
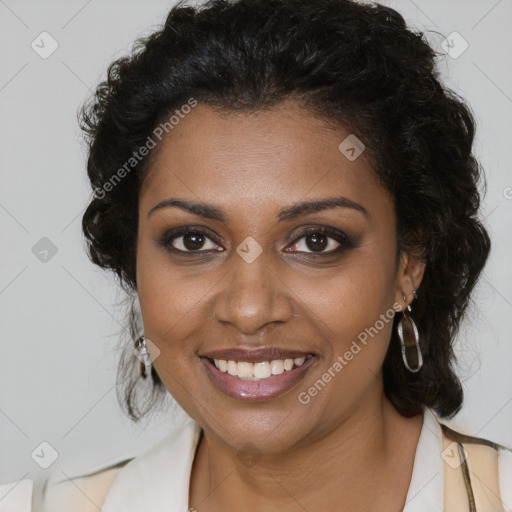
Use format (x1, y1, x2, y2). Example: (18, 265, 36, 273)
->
(137, 229, 205, 324)
(311, 251, 393, 324)
(136, 249, 202, 406)
(298, 240, 397, 370)
(135, 234, 205, 364)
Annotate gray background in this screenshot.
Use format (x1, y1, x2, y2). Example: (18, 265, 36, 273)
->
(1, 0, 511, 486)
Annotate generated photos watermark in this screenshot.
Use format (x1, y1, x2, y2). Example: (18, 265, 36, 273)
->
(298, 301, 401, 405)
(93, 97, 198, 200)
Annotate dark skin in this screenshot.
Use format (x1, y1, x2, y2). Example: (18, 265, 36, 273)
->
(136, 100, 426, 511)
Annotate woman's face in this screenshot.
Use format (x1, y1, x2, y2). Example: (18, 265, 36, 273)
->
(136, 100, 423, 453)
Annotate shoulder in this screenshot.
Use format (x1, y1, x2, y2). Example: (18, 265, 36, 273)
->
(32, 419, 201, 511)
(0, 458, 133, 512)
(0, 478, 33, 511)
(497, 445, 512, 503)
(438, 419, 512, 509)
(33, 457, 134, 512)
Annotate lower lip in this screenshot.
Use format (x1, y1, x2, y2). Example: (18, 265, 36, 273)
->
(200, 356, 316, 401)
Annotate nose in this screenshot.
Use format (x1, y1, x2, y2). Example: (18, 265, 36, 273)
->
(212, 251, 294, 336)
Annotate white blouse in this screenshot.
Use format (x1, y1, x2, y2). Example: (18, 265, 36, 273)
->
(1, 408, 511, 511)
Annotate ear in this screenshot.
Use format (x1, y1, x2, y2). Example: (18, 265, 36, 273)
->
(394, 251, 426, 311)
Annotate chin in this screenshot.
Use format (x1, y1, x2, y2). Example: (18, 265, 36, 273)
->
(195, 402, 316, 455)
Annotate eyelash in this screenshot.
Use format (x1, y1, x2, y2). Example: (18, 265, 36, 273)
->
(158, 225, 356, 257)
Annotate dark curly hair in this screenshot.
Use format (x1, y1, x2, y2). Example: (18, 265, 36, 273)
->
(80, 0, 490, 421)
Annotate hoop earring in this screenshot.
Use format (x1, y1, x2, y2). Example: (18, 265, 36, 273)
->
(135, 336, 152, 379)
(397, 293, 423, 373)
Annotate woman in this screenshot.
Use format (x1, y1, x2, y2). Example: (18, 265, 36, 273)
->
(10, 0, 511, 510)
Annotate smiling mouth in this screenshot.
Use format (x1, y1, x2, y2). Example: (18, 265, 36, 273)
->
(204, 355, 314, 380)
(200, 352, 317, 401)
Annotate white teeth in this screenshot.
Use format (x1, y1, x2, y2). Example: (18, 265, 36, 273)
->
(238, 362, 253, 378)
(284, 358, 294, 371)
(254, 361, 271, 379)
(270, 359, 284, 375)
(227, 360, 238, 376)
(210, 356, 311, 380)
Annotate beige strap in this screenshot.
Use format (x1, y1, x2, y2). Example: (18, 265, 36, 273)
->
(441, 425, 504, 511)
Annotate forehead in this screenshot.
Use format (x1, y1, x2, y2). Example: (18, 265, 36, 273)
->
(140, 101, 389, 221)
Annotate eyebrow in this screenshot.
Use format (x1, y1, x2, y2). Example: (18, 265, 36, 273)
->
(147, 196, 368, 222)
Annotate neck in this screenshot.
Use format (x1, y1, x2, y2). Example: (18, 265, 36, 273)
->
(189, 391, 424, 512)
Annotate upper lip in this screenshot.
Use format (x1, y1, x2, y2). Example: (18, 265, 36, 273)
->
(201, 347, 314, 363)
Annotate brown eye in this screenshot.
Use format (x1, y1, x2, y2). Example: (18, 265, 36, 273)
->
(160, 227, 223, 254)
(290, 232, 339, 253)
(286, 227, 352, 254)
(178, 232, 207, 251)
